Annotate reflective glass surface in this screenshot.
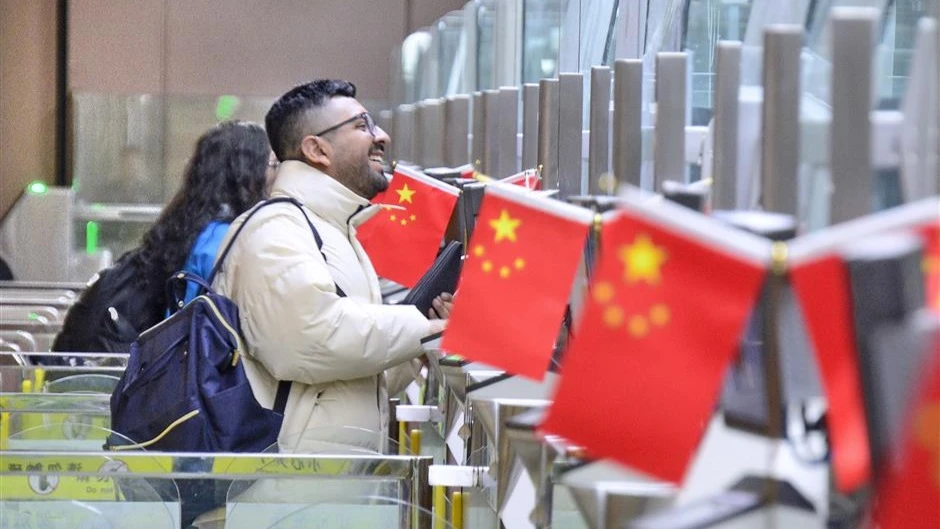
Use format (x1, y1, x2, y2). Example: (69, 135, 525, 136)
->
(437, 12, 468, 96)
(878, 0, 932, 104)
(683, 0, 755, 121)
(476, 0, 498, 90)
(522, 0, 563, 83)
(398, 30, 434, 104)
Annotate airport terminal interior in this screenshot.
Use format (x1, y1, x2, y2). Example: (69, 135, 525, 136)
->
(0, 0, 938, 527)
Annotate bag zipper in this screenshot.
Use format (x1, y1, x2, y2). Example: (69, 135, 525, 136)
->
(110, 409, 200, 451)
(136, 295, 245, 367)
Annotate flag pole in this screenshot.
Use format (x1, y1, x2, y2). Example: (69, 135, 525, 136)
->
(759, 241, 790, 511)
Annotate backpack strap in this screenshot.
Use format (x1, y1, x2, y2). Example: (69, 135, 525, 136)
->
(206, 196, 348, 415)
(273, 380, 291, 414)
(166, 271, 215, 312)
(207, 196, 346, 296)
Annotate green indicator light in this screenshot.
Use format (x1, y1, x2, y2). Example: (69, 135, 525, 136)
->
(28, 312, 39, 320)
(86, 221, 100, 255)
(215, 95, 240, 121)
(27, 181, 48, 194)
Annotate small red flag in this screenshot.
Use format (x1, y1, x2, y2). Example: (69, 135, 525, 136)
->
(787, 198, 939, 492)
(541, 198, 769, 483)
(500, 168, 542, 190)
(440, 184, 592, 380)
(790, 256, 872, 492)
(455, 163, 476, 179)
(873, 343, 940, 528)
(357, 166, 459, 287)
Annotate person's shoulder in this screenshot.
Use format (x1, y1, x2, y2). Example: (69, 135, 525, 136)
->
(228, 201, 323, 248)
(251, 198, 328, 227)
(193, 221, 230, 250)
(199, 220, 230, 240)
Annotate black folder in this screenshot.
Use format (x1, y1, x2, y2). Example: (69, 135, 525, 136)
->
(401, 241, 464, 316)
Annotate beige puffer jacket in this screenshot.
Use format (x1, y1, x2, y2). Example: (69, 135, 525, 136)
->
(212, 160, 433, 453)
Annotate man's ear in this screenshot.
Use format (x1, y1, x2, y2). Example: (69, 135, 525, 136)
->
(300, 135, 331, 168)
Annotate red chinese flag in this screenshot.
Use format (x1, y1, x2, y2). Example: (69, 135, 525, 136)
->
(786, 199, 939, 492)
(357, 166, 459, 287)
(790, 255, 872, 492)
(500, 168, 542, 190)
(541, 200, 769, 483)
(455, 163, 476, 179)
(873, 345, 940, 528)
(441, 184, 592, 380)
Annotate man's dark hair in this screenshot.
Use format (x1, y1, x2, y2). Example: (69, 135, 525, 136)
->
(265, 79, 357, 161)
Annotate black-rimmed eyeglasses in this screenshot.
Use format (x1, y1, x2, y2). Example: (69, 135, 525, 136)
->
(313, 112, 377, 138)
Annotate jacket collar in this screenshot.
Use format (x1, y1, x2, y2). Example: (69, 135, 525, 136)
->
(270, 161, 379, 231)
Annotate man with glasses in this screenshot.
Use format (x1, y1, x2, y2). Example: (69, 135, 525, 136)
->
(212, 79, 449, 455)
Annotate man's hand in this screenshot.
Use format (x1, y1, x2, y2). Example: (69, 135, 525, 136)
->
(428, 292, 454, 319)
(427, 317, 448, 335)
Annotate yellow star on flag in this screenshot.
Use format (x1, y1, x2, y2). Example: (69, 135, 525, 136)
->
(489, 210, 521, 243)
(396, 184, 416, 204)
(618, 234, 667, 285)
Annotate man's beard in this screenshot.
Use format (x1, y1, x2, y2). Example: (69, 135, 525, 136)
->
(338, 156, 389, 199)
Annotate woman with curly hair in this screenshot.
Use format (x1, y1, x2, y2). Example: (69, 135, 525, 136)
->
(137, 120, 276, 306)
(52, 120, 275, 354)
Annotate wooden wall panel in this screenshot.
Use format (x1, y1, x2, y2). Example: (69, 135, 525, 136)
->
(0, 0, 58, 219)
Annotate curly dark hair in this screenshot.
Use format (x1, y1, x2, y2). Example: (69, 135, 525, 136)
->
(265, 79, 356, 161)
(135, 120, 271, 302)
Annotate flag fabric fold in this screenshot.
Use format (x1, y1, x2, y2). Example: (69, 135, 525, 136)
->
(473, 167, 542, 190)
(872, 342, 940, 528)
(440, 183, 593, 380)
(788, 197, 939, 492)
(789, 256, 872, 492)
(357, 166, 460, 287)
(541, 195, 770, 483)
(500, 168, 542, 190)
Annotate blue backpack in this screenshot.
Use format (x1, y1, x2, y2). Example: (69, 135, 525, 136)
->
(107, 197, 340, 453)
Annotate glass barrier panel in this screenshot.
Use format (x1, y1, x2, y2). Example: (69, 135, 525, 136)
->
(742, 0, 812, 47)
(1, 480, 180, 529)
(1, 362, 126, 397)
(227, 483, 405, 528)
(2, 394, 112, 451)
(580, 0, 619, 70)
(875, 0, 930, 209)
(877, 0, 932, 106)
(70, 92, 274, 260)
(523, 0, 563, 83)
(463, 483, 500, 529)
(399, 30, 434, 104)
(739, 0, 812, 86)
(2, 451, 432, 529)
(43, 373, 121, 394)
(476, 0, 498, 91)
(1, 352, 128, 368)
(683, 0, 755, 123)
(221, 451, 430, 529)
(438, 12, 468, 97)
(72, 90, 411, 266)
(643, 0, 687, 57)
(804, 0, 888, 105)
(70, 93, 168, 206)
(1, 434, 180, 528)
(550, 482, 592, 529)
(414, 420, 448, 464)
(632, 0, 687, 189)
